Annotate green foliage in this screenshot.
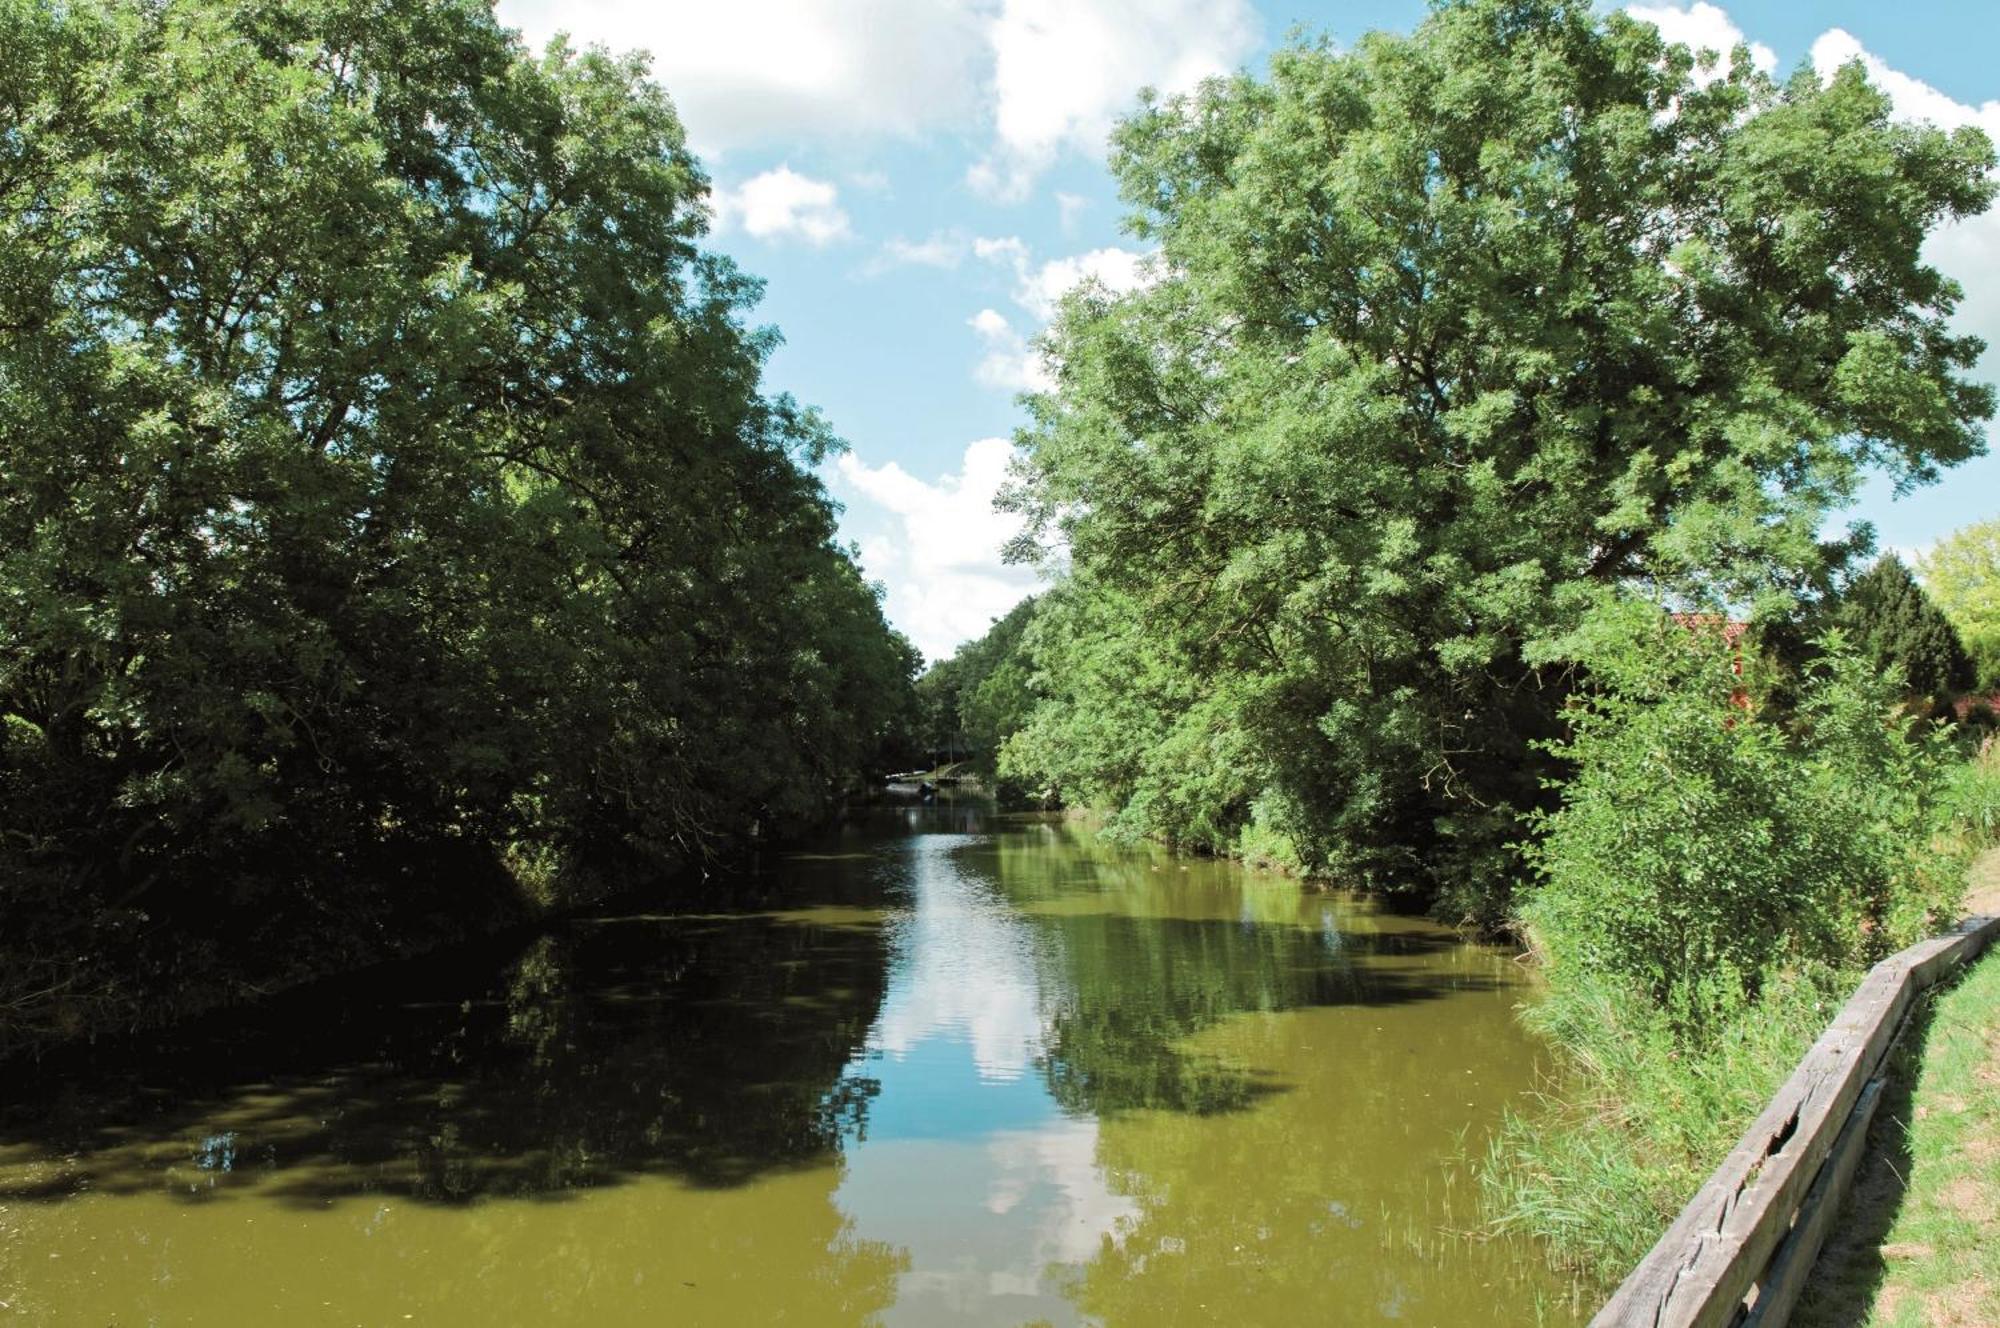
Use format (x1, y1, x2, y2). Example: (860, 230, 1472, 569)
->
(1000, 0, 1996, 910)
(1917, 516, 2000, 690)
(1488, 597, 1980, 1283)
(1944, 739, 2000, 852)
(1482, 968, 1834, 1284)
(1524, 606, 1966, 1030)
(1835, 554, 1976, 700)
(0, 0, 915, 1049)
(912, 595, 1039, 774)
(1001, 578, 1273, 851)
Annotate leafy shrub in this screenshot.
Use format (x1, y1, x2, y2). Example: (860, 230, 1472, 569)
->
(1486, 598, 1976, 1282)
(1523, 609, 1965, 1034)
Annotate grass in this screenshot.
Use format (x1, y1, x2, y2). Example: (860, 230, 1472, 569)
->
(1477, 970, 1838, 1288)
(1791, 931, 2000, 1328)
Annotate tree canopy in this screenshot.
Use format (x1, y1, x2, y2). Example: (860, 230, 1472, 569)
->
(912, 596, 1040, 772)
(1917, 516, 2000, 690)
(1835, 554, 1975, 699)
(999, 0, 1995, 913)
(0, 0, 916, 1041)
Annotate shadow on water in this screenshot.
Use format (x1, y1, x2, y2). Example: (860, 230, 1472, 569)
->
(0, 805, 1516, 1213)
(0, 905, 896, 1208)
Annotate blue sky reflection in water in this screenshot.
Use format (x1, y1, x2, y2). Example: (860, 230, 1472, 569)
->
(806, 809, 1574, 1326)
(831, 831, 1137, 1325)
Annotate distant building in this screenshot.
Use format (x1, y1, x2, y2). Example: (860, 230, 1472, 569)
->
(1669, 612, 1751, 711)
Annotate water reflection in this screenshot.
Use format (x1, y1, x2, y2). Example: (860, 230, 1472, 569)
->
(867, 835, 1049, 1085)
(0, 802, 1579, 1326)
(830, 829, 1138, 1324)
(987, 821, 1505, 1118)
(0, 902, 893, 1206)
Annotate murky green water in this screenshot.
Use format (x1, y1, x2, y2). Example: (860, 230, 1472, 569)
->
(0, 803, 1581, 1325)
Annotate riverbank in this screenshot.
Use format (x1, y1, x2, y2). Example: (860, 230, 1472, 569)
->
(1476, 679, 2000, 1294)
(1791, 848, 2000, 1328)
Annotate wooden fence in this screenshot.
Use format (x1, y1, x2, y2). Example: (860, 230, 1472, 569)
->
(1591, 913, 2000, 1328)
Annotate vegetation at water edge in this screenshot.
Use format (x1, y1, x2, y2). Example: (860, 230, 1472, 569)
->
(1480, 616, 1996, 1282)
(0, 0, 917, 1054)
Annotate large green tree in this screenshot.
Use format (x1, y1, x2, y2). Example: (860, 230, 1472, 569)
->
(1000, 0, 1994, 914)
(1917, 516, 2000, 690)
(0, 0, 914, 1037)
(1835, 554, 1975, 700)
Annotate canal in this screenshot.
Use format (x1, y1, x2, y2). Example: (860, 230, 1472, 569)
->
(0, 800, 1579, 1325)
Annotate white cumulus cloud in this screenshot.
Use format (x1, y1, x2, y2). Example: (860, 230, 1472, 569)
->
(711, 166, 851, 246)
(495, 0, 986, 156)
(834, 439, 1041, 663)
(499, 0, 1252, 197)
(1625, 3, 1777, 84)
(971, 0, 1259, 200)
(969, 309, 1054, 393)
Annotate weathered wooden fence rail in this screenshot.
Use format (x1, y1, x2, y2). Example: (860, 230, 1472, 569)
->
(1591, 912, 2000, 1328)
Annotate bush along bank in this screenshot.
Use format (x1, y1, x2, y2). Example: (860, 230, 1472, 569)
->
(1479, 600, 2000, 1286)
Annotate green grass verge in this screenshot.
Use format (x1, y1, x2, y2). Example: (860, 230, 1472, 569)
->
(1792, 942, 2000, 1328)
(1482, 753, 2000, 1297)
(1478, 970, 1838, 1289)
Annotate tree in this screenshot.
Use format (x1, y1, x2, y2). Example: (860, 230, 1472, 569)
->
(0, 0, 914, 1043)
(953, 597, 1040, 768)
(1836, 554, 1975, 700)
(911, 596, 1039, 771)
(1525, 608, 1964, 1030)
(1000, 0, 1995, 915)
(1917, 517, 2000, 690)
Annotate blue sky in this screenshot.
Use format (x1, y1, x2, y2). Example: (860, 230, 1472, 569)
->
(495, 1, 2000, 662)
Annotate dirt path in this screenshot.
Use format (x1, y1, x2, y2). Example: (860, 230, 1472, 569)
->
(1965, 846, 2000, 918)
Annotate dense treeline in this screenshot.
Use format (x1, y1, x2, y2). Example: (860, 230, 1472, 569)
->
(994, 0, 1995, 924)
(910, 595, 1038, 776)
(0, 0, 915, 1048)
(931, 0, 2000, 1281)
